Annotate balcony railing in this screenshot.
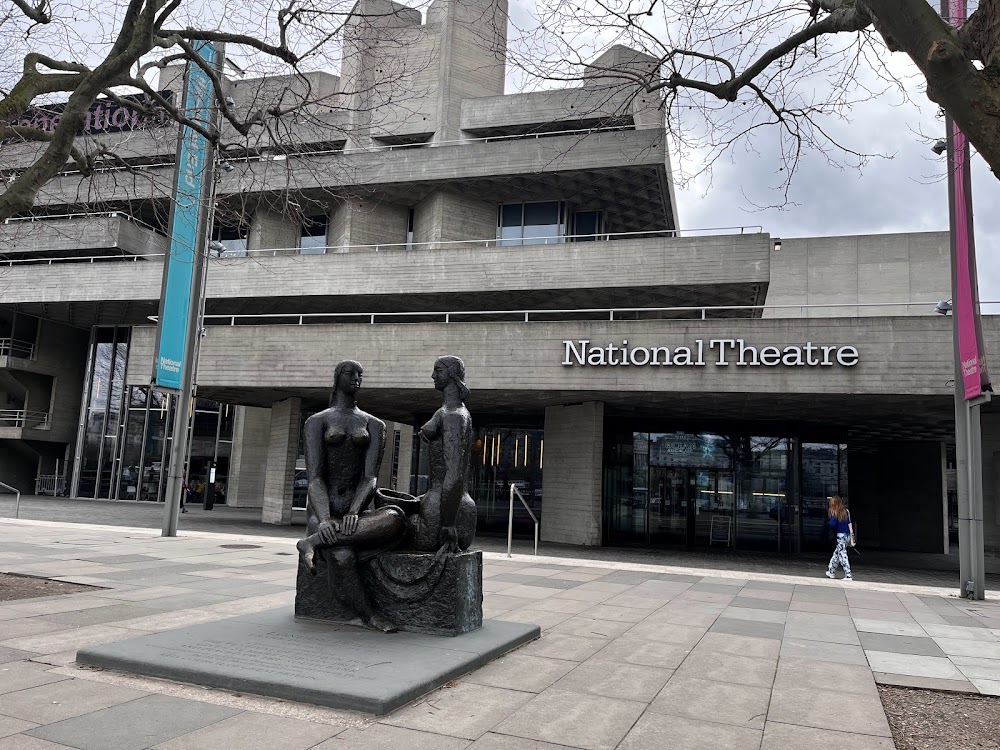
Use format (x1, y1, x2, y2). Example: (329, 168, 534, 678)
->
(0, 226, 765, 266)
(2, 210, 160, 233)
(141, 300, 980, 328)
(0, 410, 50, 429)
(0, 338, 35, 358)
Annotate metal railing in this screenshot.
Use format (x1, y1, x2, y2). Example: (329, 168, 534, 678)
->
(508, 484, 539, 558)
(0, 225, 764, 267)
(0, 410, 51, 429)
(47, 124, 648, 177)
(0, 338, 35, 358)
(2, 210, 160, 233)
(0, 480, 20, 519)
(1, 252, 159, 267)
(170, 300, 986, 328)
(34, 474, 66, 496)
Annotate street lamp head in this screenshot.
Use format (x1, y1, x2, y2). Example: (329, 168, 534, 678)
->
(932, 139, 947, 156)
(935, 299, 953, 315)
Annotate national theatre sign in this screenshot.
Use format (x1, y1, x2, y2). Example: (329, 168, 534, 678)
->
(562, 339, 860, 367)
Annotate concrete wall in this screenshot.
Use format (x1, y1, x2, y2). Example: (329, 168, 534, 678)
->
(413, 189, 497, 245)
(429, 0, 507, 141)
(0, 440, 39, 493)
(227, 406, 271, 508)
(377, 421, 414, 491)
(329, 198, 409, 249)
(979, 413, 1000, 559)
(0, 215, 167, 257)
(248, 209, 299, 255)
(126, 316, 966, 399)
(847, 442, 946, 553)
(541, 401, 604, 545)
(33, 129, 667, 207)
(764, 232, 951, 317)
(262, 398, 301, 524)
(5, 232, 772, 308)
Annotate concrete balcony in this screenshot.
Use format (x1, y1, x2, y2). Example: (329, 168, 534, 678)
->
(0, 213, 168, 259)
(461, 89, 638, 136)
(33, 129, 670, 214)
(0, 231, 770, 327)
(0, 409, 56, 442)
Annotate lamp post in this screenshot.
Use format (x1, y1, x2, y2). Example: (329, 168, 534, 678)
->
(939, 0, 990, 600)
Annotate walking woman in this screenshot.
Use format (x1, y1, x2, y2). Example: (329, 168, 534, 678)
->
(825, 496, 853, 581)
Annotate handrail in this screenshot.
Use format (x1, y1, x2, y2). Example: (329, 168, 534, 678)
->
(2, 210, 159, 233)
(0, 225, 765, 266)
(47, 124, 648, 177)
(0, 338, 35, 358)
(508, 484, 539, 558)
(0, 410, 50, 429)
(1, 253, 159, 267)
(140, 300, 993, 327)
(235, 226, 764, 256)
(0, 480, 20, 519)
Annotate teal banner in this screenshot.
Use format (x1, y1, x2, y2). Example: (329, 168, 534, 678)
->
(154, 41, 219, 390)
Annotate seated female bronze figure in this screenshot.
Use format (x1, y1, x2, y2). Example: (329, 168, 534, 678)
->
(408, 355, 477, 553)
(296, 360, 406, 632)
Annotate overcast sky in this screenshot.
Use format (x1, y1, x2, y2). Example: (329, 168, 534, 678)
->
(668, 53, 1000, 305)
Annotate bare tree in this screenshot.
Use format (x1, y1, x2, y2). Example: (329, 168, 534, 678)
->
(509, 0, 1000, 193)
(0, 0, 438, 223)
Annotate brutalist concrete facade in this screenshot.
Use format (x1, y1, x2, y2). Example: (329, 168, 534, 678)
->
(0, 0, 984, 556)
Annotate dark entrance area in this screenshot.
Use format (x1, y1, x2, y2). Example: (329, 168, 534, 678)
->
(604, 423, 848, 554)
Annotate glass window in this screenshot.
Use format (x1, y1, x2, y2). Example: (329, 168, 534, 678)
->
(802, 443, 842, 552)
(573, 210, 605, 241)
(405, 208, 415, 251)
(497, 202, 566, 246)
(734, 437, 794, 552)
(498, 204, 523, 247)
(298, 214, 328, 254)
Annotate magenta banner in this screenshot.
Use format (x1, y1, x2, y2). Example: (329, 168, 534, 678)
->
(950, 120, 991, 400)
(949, 0, 991, 400)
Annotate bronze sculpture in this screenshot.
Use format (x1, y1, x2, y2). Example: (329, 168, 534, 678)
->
(295, 356, 481, 635)
(407, 355, 477, 553)
(296, 360, 406, 632)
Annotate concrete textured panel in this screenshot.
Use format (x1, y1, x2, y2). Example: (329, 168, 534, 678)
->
(125, 316, 967, 398)
(76, 608, 539, 715)
(32, 129, 667, 207)
(1, 233, 770, 307)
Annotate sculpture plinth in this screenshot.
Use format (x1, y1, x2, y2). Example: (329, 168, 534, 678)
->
(295, 550, 483, 636)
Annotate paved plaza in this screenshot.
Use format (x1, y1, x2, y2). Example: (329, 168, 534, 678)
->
(1, 518, 1000, 749)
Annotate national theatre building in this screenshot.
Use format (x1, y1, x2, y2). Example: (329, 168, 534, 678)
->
(3, 0, 1000, 559)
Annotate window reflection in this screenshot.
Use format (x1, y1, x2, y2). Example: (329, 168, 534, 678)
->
(497, 202, 566, 246)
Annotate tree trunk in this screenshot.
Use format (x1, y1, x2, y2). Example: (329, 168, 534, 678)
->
(866, 0, 1000, 177)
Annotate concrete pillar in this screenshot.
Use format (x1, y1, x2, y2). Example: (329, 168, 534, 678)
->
(541, 401, 604, 545)
(329, 198, 408, 251)
(248, 208, 299, 255)
(412, 189, 496, 247)
(262, 398, 301, 525)
(227, 406, 271, 509)
(979, 413, 1000, 561)
(377, 422, 415, 492)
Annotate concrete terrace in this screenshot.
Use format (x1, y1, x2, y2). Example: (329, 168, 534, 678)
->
(1, 514, 1000, 748)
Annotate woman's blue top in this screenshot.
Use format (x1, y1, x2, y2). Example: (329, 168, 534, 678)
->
(829, 515, 851, 535)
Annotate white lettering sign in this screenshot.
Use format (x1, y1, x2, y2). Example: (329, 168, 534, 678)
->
(561, 339, 860, 367)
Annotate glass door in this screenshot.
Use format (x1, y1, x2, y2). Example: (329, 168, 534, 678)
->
(648, 467, 687, 546)
(691, 469, 735, 547)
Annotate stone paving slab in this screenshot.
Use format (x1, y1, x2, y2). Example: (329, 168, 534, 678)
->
(5, 517, 1000, 749)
